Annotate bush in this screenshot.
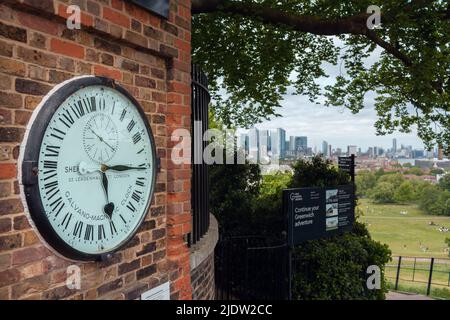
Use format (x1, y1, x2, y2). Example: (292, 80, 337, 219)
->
(418, 184, 450, 216)
(355, 170, 377, 197)
(292, 223, 391, 300)
(393, 181, 416, 203)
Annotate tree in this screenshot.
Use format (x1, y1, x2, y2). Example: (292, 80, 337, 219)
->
(419, 184, 450, 216)
(377, 173, 404, 188)
(370, 182, 395, 203)
(439, 174, 450, 191)
(192, 1, 450, 151)
(355, 170, 377, 197)
(393, 181, 415, 203)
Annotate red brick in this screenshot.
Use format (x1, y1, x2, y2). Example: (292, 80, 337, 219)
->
(50, 38, 85, 59)
(0, 218, 11, 233)
(14, 110, 32, 126)
(111, 0, 123, 10)
(0, 269, 20, 287)
(0, 198, 23, 216)
(0, 233, 21, 251)
(175, 38, 190, 53)
(12, 246, 49, 265)
(103, 7, 130, 28)
(94, 65, 122, 80)
(17, 11, 60, 36)
(13, 215, 31, 230)
(0, 163, 16, 179)
(168, 82, 190, 94)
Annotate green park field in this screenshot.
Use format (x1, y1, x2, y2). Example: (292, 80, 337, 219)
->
(358, 199, 450, 299)
(358, 198, 450, 258)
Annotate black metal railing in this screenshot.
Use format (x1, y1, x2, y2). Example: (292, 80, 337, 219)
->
(386, 256, 450, 296)
(214, 235, 289, 300)
(190, 64, 210, 245)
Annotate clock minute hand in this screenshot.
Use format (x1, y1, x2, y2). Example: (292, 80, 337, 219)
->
(101, 164, 148, 172)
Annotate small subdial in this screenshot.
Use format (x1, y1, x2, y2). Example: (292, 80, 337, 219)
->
(83, 113, 119, 163)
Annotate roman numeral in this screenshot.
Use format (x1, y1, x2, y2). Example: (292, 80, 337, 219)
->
(131, 190, 142, 202)
(90, 96, 96, 112)
(109, 220, 117, 235)
(127, 119, 136, 132)
(132, 132, 141, 144)
(50, 127, 65, 141)
(111, 101, 116, 115)
(136, 177, 145, 187)
(126, 202, 136, 212)
(61, 212, 72, 230)
(119, 214, 127, 224)
(76, 101, 85, 117)
(137, 148, 144, 154)
(50, 197, 64, 217)
(120, 109, 127, 121)
(100, 97, 106, 111)
(84, 224, 94, 241)
(45, 145, 60, 157)
(98, 224, 106, 240)
(59, 110, 74, 128)
(73, 221, 84, 238)
(44, 160, 57, 169)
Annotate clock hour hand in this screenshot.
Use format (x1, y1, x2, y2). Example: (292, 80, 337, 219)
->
(101, 164, 149, 172)
(101, 172, 115, 219)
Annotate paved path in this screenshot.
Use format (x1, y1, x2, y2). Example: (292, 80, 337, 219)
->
(386, 291, 434, 300)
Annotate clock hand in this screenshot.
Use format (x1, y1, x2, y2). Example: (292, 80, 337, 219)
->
(88, 127, 116, 152)
(101, 172, 114, 219)
(101, 164, 149, 172)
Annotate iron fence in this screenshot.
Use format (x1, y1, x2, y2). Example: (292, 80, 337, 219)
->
(386, 256, 450, 296)
(214, 235, 289, 300)
(190, 64, 210, 245)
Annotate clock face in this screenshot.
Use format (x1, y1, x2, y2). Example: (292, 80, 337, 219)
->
(21, 77, 157, 260)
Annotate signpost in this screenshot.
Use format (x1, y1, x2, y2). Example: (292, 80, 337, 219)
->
(338, 154, 356, 182)
(130, 0, 170, 19)
(284, 185, 355, 246)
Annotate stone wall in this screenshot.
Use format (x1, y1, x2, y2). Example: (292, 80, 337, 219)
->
(0, 0, 192, 300)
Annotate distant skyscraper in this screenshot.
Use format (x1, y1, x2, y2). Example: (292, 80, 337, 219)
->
(248, 127, 259, 163)
(271, 128, 286, 159)
(295, 136, 307, 153)
(322, 141, 329, 157)
(392, 138, 397, 153)
(347, 145, 357, 156)
(258, 130, 270, 163)
(289, 136, 296, 153)
(239, 133, 249, 153)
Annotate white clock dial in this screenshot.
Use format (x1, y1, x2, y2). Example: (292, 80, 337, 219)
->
(35, 84, 155, 255)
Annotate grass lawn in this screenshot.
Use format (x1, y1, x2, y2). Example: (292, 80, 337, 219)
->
(358, 198, 450, 258)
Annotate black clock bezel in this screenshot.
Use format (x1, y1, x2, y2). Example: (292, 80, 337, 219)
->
(21, 76, 158, 261)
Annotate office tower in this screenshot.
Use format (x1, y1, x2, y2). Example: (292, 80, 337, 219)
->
(295, 136, 307, 153)
(347, 145, 357, 156)
(374, 146, 378, 158)
(328, 145, 332, 158)
(322, 141, 329, 157)
(258, 130, 270, 163)
(392, 138, 397, 153)
(271, 128, 286, 159)
(248, 127, 259, 163)
(289, 136, 296, 153)
(239, 133, 249, 154)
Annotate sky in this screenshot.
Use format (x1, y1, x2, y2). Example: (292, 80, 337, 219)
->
(233, 39, 425, 152)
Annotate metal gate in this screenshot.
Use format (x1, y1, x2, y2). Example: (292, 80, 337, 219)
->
(214, 236, 290, 300)
(190, 64, 210, 245)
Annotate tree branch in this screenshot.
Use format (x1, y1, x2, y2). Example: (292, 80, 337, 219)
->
(192, 0, 414, 68)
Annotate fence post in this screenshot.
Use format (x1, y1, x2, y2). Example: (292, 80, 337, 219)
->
(395, 256, 402, 291)
(426, 258, 434, 296)
(412, 257, 416, 282)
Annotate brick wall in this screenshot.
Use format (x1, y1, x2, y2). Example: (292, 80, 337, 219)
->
(0, 0, 192, 300)
(191, 253, 214, 300)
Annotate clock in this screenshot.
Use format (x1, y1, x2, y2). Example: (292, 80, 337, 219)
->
(19, 76, 157, 261)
